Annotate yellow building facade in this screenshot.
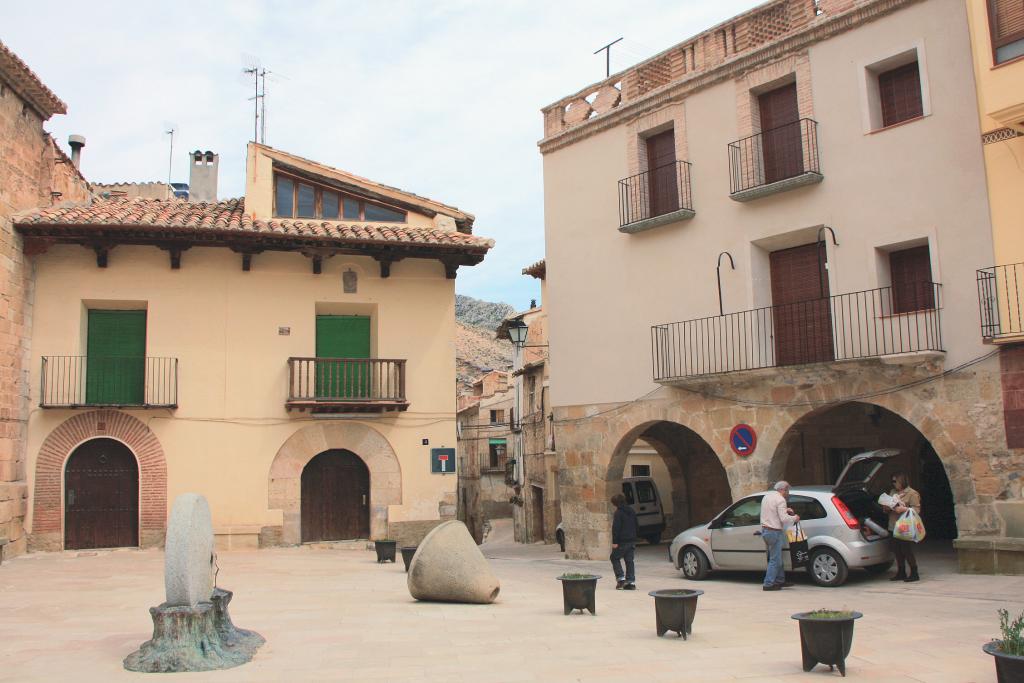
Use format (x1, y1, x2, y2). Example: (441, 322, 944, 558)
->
(15, 143, 491, 552)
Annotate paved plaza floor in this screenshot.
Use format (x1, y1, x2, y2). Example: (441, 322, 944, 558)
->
(1, 523, 1022, 682)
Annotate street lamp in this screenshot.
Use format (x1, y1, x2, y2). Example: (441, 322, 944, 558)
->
(507, 319, 529, 348)
(505, 317, 529, 527)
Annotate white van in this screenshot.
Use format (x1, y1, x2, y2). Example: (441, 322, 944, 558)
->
(555, 476, 667, 550)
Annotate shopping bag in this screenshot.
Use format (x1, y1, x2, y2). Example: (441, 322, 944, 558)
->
(893, 508, 927, 543)
(788, 523, 811, 568)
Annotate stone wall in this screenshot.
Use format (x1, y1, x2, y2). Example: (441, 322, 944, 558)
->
(0, 79, 90, 559)
(554, 354, 1023, 561)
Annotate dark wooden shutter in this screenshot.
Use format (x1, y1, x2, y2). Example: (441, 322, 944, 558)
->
(315, 315, 371, 398)
(86, 310, 146, 405)
(890, 245, 934, 313)
(770, 243, 834, 366)
(990, 1, 1024, 59)
(758, 83, 803, 183)
(878, 62, 923, 127)
(645, 129, 679, 218)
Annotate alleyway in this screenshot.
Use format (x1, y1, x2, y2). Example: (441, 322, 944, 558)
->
(0, 525, 1019, 682)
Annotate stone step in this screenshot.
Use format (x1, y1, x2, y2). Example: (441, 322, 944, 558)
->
(302, 540, 374, 551)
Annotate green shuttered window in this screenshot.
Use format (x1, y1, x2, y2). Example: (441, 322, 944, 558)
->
(315, 316, 371, 399)
(86, 310, 146, 405)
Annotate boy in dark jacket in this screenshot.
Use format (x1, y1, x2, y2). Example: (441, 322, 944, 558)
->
(610, 493, 639, 590)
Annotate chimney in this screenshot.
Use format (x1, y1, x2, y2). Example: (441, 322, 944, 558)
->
(68, 134, 86, 168)
(188, 150, 219, 203)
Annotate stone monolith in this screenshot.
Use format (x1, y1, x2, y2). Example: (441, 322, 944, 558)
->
(407, 520, 500, 604)
(164, 493, 215, 607)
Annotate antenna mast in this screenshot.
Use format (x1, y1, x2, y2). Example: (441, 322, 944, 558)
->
(165, 127, 175, 190)
(594, 37, 623, 78)
(243, 65, 270, 144)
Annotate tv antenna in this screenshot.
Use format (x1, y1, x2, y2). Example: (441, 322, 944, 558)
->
(243, 62, 271, 144)
(594, 37, 623, 78)
(165, 126, 175, 189)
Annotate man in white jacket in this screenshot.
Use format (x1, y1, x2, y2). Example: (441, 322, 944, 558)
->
(759, 481, 800, 591)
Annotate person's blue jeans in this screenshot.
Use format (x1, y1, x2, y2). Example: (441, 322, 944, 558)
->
(610, 543, 636, 583)
(762, 529, 785, 587)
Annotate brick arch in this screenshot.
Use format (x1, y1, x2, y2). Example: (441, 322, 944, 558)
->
(268, 422, 402, 544)
(31, 410, 167, 551)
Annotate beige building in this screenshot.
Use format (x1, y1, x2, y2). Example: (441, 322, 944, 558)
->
(15, 141, 492, 552)
(541, 0, 1023, 572)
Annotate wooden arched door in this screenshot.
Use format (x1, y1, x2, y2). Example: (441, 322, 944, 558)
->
(301, 449, 370, 542)
(64, 438, 139, 549)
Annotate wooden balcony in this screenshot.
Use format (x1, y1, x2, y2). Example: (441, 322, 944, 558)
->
(286, 357, 409, 413)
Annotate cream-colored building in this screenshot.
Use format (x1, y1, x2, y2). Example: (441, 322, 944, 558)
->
(15, 142, 492, 551)
(542, 0, 1023, 572)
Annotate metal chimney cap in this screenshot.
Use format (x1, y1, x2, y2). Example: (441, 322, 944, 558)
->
(68, 134, 86, 149)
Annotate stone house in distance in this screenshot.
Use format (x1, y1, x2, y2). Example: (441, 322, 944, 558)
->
(0, 41, 92, 560)
(541, 0, 1023, 572)
(14, 139, 492, 552)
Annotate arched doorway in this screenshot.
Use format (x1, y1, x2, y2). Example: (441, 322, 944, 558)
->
(774, 401, 958, 540)
(301, 449, 370, 542)
(610, 421, 732, 540)
(64, 438, 139, 550)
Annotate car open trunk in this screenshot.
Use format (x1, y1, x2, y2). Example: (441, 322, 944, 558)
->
(833, 449, 899, 536)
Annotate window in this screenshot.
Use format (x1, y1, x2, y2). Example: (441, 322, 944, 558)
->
(487, 439, 507, 469)
(622, 482, 635, 505)
(889, 245, 934, 313)
(86, 309, 147, 405)
(878, 62, 923, 127)
(787, 495, 828, 521)
(989, 0, 1024, 64)
(272, 173, 407, 223)
(635, 480, 658, 504)
(489, 409, 503, 425)
(527, 375, 536, 413)
(630, 464, 651, 478)
(718, 496, 764, 527)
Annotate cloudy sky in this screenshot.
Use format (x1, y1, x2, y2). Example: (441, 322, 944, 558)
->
(6, 0, 761, 309)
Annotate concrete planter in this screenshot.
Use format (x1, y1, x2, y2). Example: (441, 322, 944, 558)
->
(648, 589, 703, 639)
(983, 641, 1024, 683)
(400, 546, 418, 572)
(374, 540, 397, 563)
(791, 611, 862, 677)
(557, 575, 600, 615)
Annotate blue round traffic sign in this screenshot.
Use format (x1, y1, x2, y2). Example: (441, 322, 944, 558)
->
(729, 424, 757, 457)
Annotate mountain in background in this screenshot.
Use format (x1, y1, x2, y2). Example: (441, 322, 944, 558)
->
(454, 294, 515, 394)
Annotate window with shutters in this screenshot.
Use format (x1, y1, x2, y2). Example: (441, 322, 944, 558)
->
(878, 62, 923, 127)
(989, 0, 1024, 65)
(86, 309, 147, 405)
(889, 245, 935, 314)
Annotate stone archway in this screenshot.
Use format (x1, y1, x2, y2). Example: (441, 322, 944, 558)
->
(268, 422, 402, 544)
(32, 410, 167, 551)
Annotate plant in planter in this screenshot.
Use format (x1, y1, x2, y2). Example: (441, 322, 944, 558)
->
(556, 573, 601, 615)
(983, 608, 1024, 683)
(791, 609, 862, 677)
(374, 539, 397, 563)
(648, 589, 704, 640)
(400, 545, 418, 572)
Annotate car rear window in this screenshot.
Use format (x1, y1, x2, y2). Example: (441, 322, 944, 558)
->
(635, 481, 657, 504)
(622, 483, 635, 505)
(788, 495, 827, 521)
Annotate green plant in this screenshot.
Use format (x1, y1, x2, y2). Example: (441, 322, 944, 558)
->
(996, 609, 1024, 656)
(805, 608, 855, 620)
(559, 572, 596, 580)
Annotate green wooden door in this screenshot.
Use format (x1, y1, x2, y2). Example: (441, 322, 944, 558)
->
(315, 316, 371, 399)
(86, 310, 146, 405)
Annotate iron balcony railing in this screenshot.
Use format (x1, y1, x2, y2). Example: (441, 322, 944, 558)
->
(618, 160, 693, 228)
(652, 283, 943, 380)
(287, 357, 407, 405)
(481, 448, 509, 473)
(40, 356, 178, 408)
(728, 118, 820, 194)
(977, 263, 1024, 340)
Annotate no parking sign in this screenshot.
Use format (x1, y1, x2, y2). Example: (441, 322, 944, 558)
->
(729, 424, 757, 457)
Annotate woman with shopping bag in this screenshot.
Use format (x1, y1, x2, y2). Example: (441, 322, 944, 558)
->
(883, 472, 923, 582)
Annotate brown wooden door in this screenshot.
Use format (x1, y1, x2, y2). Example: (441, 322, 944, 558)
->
(301, 449, 370, 542)
(770, 242, 834, 366)
(64, 438, 139, 550)
(646, 129, 679, 217)
(758, 83, 803, 184)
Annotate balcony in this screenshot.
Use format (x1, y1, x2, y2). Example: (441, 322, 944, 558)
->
(618, 160, 694, 233)
(651, 283, 943, 381)
(40, 356, 178, 408)
(286, 357, 408, 413)
(977, 263, 1024, 344)
(728, 119, 822, 202)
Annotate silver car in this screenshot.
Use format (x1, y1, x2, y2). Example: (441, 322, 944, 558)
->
(669, 450, 896, 587)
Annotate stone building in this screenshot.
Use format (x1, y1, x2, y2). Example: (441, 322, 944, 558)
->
(15, 141, 492, 552)
(540, 0, 1023, 571)
(0, 41, 92, 560)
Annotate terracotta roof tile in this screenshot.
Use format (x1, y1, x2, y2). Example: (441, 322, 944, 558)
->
(522, 259, 546, 278)
(0, 40, 67, 119)
(15, 197, 494, 252)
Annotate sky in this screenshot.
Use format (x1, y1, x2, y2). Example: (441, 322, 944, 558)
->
(5, 0, 763, 310)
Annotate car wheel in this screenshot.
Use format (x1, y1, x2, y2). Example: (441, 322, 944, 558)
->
(864, 561, 893, 575)
(556, 530, 565, 552)
(809, 547, 849, 587)
(646, 535, 661, 546)
(679, 546, 710, 581)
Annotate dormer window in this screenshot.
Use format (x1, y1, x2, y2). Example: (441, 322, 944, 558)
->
(273, 173, 407, 222)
